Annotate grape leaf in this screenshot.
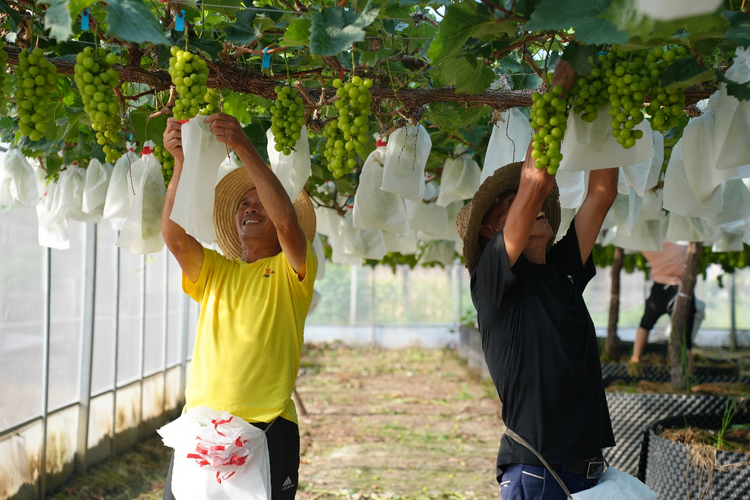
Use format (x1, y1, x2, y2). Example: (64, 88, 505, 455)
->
(427, 3, 514, 66)
(660, 58, 715, 89)
(424, 105, 463, 132)
(222, 91, 255, 126)
(39, 0, 73, 42)
(561, 40, 598, 76)
(725, 11, 750, 48)
(437, 57, 496, 96)
(524, 0, 628, 46)
(716, 72, 750, 101)
(129, 109, 169, 147)
(0, 0, 21, 26)
(105, 0, 170, 46)
(223, 9, 262, 45)
(280, 18, 311, 47)
(310, 1, 380, 57)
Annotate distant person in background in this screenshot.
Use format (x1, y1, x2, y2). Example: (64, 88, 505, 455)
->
(631, 242, 696, 365)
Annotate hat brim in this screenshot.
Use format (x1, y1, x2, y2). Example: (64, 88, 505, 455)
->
(456, 161, 561, 274)
(214, 167, 316, 261)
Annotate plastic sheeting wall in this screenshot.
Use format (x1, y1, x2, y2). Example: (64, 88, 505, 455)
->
(0, 207, 193, 500)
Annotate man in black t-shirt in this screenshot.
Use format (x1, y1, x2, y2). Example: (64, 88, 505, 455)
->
(455, 61, 617, 500)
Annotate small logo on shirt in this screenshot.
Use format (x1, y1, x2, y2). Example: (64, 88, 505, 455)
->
(282, 476, 295, 490)
(263, 268, 275, 278)
(567, 274, 575, 284)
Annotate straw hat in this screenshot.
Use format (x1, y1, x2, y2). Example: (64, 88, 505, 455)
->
(214, 167, 316, 260)
(456, 161, 561, 274)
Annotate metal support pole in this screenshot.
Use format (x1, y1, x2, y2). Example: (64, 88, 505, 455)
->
(730, 272, 737, 351)
(162, 249, 169, 412)
(179, 293, 189, 404)
(110, 240, 120, 450)
(39, 247, 51, 499)
(349, 265, 357, 326)
(451, 261, 460, 329)
(370, 266, 375, 345)
(138, 254, 146, 436)
(75, 223, 98, 473)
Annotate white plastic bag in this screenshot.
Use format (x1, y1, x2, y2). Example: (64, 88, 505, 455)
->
(436, 152, 481, 207)
(665, 213, 719, 243)
(481, 108, 533, 183)
(171, 116, 227, 244)
(36, 179, 70, 250)
(82, 159, 112, 216)
(116, 152, 166, 254)
(715, 47, 750, 171)
(103, 147, 140, 225)
(0, 149, 38, 207)
(381, 123, 431, 203)
(352, 144, 410, 235)
(556, 170, 587, 209)
(663, 140, 724, 217)
(613, 188, 643, 237)
(158, 406, 271, 500)
(418, 240, 456, 266)
(559, 105, 654, 172)
(571, 466, 656, 499)
(311, 232, 326, 281)
(266, 126, 311, 202)
(383, 230, 418, 255)
(336, 212, 386, 261)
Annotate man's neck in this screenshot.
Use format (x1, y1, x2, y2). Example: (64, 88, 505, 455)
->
(241, 240, 282, 263)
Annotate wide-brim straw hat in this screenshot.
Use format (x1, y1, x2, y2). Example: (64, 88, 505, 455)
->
(456, 161, 561, 274)
(214, 167, 316, 260)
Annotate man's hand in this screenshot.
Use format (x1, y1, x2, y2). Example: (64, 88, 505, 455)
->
(163, 118, 185, 164)
(205, 113, 253, 156)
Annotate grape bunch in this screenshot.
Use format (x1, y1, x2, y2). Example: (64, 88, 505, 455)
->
(643, 46, 689, 133)
(269, 86, 306, 155)
(13, 48, 58, 142)
(571, 66, 609, 123)
(199, 88, 220, 116)
(74, 46, 122, 163)
(168, 46, 209, 120)
(529, 84, 567, 175)
(153, 145, 174, 188)
(321, 76, 373, 178)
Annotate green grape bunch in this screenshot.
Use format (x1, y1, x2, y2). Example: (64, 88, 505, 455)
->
(321, 76, 373, 178)
(168, 46, 209, 120)
(153, 145, 174, 188)
(13, 48, 58, 142)
(269, 85, 306, 155)
(199, 88, 221, 116)
(643, 46, 689, 133)
(571, 65, 609, 123)
(529, 84, 567, 175)
(74, 46, 123, 163)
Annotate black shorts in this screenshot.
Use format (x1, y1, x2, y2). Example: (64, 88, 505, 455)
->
(163, 416, 300, 500)
(639, 282, 695, 349)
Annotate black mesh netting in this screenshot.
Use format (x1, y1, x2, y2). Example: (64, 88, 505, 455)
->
(604, 393, 735, 477)
(644, 412, 750, 500)
(601, 363, 741, 387)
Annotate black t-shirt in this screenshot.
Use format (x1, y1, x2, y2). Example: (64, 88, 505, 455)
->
(470, 221, 615, 475)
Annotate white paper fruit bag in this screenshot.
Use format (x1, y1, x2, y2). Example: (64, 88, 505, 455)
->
(171, 116, 227, 244)
(0, 149, 38, 207)
(663, 140, 723, 217)
(713, 48, 750, 172)
(352, 143, 410, 235)
(383, 230, 418, 255)
(82, 158, 112, 216)
(50, 163, 100, 223)
(381, 123, 431, 203)
(336, 212, 386, 261)
(665, 213, 718, 243)
(104, 147, 140, 222)
(158, 406, 271, 500)
(481, 108, 533, 183)
(266, 126, 311, 202)
(436, 152, 481, 207)
(37, 178, 70, 250)
(559, 105, 654, 172)
(117, 150, 166, 254)
(418, 240, 456, 267)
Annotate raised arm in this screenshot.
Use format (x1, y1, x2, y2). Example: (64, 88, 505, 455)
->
(501, 61, 578, 268)
(161, 118, 204, 282)
(574, 168, 618, 264)
(205, 113, 309, 279)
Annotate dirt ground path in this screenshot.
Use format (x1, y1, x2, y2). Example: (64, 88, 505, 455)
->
(47, 344, 504, 499)
(296, 343, 504, 499)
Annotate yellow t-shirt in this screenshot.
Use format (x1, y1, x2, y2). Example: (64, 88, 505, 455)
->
(182, 241, 317, 424)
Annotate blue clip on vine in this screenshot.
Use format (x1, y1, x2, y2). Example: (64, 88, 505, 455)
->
(262, 48, 271, 69)
(175, 10, 185, 32)
(81, 9, 90, 31)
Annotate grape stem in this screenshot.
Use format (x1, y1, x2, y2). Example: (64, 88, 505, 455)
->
(149, 87, 177, 119)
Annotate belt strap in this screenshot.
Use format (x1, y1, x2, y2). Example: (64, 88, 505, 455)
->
(504, 428, 573, 499)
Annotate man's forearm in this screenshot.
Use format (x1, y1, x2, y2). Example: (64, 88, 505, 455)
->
(587, 168, 619, 208)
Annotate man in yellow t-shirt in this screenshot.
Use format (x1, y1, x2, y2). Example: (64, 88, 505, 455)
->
(160, 112, 318, 499)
